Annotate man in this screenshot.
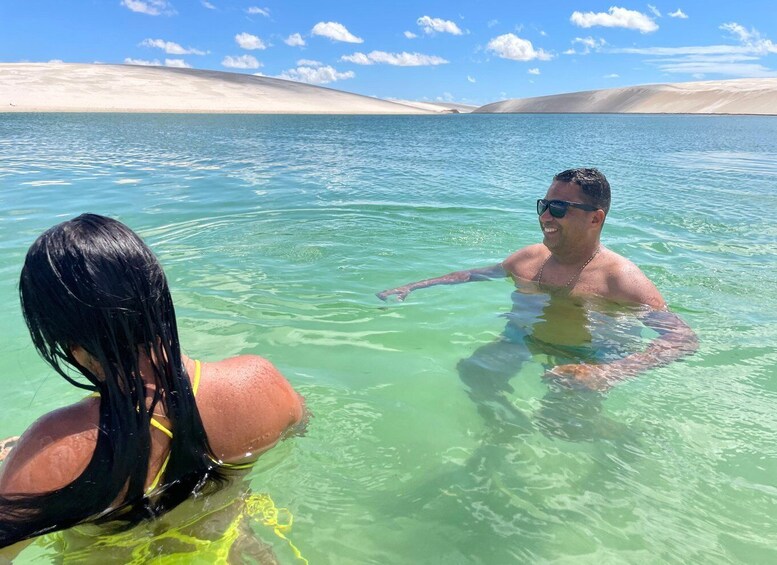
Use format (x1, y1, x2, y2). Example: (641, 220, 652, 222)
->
(377, 168, 698, 392)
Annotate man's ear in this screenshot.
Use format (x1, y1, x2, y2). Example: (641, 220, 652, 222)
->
(591, 209, 606, 227)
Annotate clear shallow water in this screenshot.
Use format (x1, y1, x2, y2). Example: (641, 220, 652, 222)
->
(1, 113, 776, 563)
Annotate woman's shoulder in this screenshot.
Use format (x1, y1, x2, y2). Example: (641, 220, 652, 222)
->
(206, 354, 287, 382)
(200, 355, 302, 409)
(0, 399, 99, 495)
(192, 355, 304, 463)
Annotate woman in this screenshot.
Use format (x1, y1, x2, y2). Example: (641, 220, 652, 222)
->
(0, 214, 304, 551)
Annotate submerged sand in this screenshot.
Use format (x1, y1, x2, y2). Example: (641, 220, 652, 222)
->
(474, 79, 777, 115)
(0, 63, 434, 114)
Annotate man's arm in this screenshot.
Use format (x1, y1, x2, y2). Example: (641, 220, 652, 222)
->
(0, 437, 18, 464)
(612, 309, 699, 375)
(546, 309, 698, 391)
(377, 263, 507, 301)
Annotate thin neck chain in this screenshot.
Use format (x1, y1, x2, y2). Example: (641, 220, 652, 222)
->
(537, 246, 601, 288)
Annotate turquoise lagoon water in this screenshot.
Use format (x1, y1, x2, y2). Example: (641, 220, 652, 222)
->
(0, 113, 776, 563)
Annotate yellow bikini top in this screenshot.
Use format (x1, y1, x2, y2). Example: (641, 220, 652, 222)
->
(145, 359, 202, 493)
(89, 360, 252, 495)
(146, 360, 253, 493)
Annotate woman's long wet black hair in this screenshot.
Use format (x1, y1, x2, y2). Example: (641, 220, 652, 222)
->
(0, 214, 226, 546)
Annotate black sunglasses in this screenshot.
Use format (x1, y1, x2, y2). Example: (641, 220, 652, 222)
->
(537, 199, 599, 218)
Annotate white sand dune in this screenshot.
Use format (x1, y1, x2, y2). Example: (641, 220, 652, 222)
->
(4, 64, 775, 116)
(0, 63, 434, 114)
(475, 79, 777, 115)
(392, 100, 478, 113)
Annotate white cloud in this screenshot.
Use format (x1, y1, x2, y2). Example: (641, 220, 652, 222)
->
(575, 36, 605, 49)
(340, 52, 371, 65)
(486, 33, 552, 61)
(341, 51, 448, 66)
(570, 7, 658, 33)
(604, 73, 620, 78)
(297, 59, 322, 67)
(467, 75, 476, 83)
(201, 1, 215, 9)
(719, 23, 773, 49)
(669, 9, 688, 19)
(656, 61, 777, 76)
(48, 59, 64, 64)
(140, 38, 206, 55)
(235, 32, 266, 50)
(629, 23, 776, 56)
(566, 36, 607, 55)
(617, 45, 755, 56)
(404, 31, 417, 39)
(285, 33, 305, 47)
(164, 58, 190, 68)
(487, 19, 499, 28)
(648, 4, 661, 17)
(311, 22, 363, 43)
(124, 57, 189, 68)
(246, 6, 269, 17)
(417, 16, 463, 35)
(121, 0, 172, 16)
(222, 55, 262, 69)
(125, 57, 160, 66)
(614, 24, 777, 77)
(277, 65, 354, 84)
(528, 68, 540, 75)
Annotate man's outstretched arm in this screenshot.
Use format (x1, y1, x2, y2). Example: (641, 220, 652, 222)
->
(377, 263, 507, 301)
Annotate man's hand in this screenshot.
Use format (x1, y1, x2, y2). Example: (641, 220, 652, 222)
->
(0, 436, 19, 463)
(376, 286, 412, 301)
(543, 363, 619, 392)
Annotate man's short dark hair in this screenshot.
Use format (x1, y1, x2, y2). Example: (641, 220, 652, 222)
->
(553, 168, 611, 214)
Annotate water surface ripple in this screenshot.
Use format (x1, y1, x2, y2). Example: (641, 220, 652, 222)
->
(1, 114, 776, 564)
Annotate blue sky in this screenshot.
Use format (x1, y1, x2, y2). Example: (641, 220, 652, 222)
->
(2, 1, 776, 106)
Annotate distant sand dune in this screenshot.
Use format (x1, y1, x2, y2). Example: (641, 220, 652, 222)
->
(0, 63, 434, 114)
(3, 64, 776, 116)
(392, 100, 478, 113)
(474, 79, 777, 115)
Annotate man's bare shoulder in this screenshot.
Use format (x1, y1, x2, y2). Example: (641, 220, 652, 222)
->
(600, 249, 666, 309)
(0, 400, 99, 495)
(503, 244, 547, 279)
(504, 243, 546, 263)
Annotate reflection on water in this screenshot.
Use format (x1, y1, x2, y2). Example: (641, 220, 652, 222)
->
(458, 288, 648, 442)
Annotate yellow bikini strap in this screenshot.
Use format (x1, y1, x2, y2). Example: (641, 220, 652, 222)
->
(147, 452, 171, 493)
(150, 417, 173, 438)
(192, 359, 201, 396)
(147, 360, 201, 494)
